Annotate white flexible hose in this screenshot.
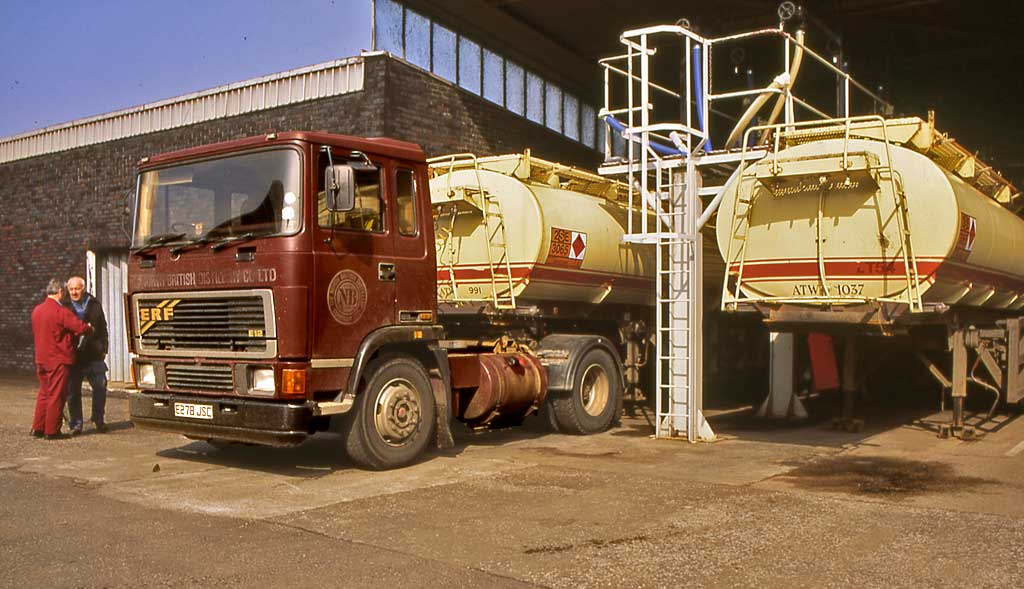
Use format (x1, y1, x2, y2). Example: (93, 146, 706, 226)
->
(758, 29, 806, 144)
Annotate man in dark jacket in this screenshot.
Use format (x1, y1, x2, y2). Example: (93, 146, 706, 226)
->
(64, 276, 109, 434)
(32, 278, 92, 439)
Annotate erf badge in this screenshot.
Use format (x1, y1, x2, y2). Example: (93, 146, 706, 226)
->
(327, 270, 368, 325)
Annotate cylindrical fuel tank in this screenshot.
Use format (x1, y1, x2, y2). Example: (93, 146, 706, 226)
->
(430, 157, 655, 307)
(454, 353, 547, 427)
(716, 137, 1024, 311)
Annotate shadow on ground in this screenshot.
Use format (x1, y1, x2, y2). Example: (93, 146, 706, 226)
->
(155, 434, 354, 477)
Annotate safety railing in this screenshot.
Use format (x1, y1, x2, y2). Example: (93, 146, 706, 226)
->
(599, 16, 894, 242)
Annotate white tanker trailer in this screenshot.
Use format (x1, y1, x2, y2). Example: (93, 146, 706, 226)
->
(716, 115, 1024, 435)
(429, 151, 655, 309)
(427, 151, 656, 418)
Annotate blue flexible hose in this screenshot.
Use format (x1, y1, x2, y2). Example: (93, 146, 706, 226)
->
(692, 45, 712, 151)
(602, 114, 686, 157)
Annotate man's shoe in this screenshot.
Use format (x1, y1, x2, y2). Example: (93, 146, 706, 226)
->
(30, 429, 44, 438)
(93, 422, 108, 434)
(44, 433, 69, 440)
(70, 427, 83, 436)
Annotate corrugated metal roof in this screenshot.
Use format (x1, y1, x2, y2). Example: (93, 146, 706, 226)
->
(0, 56, 365, 164)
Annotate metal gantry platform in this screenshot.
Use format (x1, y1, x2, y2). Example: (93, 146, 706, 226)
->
(597, 8, 892, 441)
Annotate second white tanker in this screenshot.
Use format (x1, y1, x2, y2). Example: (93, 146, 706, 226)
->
(715, 115, 1024, 434)
(716, 115, 1024, 326)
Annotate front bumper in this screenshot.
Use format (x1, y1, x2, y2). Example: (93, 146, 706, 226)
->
(129, 391, 313, 446)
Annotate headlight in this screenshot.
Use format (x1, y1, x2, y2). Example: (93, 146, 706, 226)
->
(136, 362, 156, 388)
(250, 367, 275, 395)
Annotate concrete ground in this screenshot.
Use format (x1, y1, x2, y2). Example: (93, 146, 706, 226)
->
(2, 373, 1023, 588)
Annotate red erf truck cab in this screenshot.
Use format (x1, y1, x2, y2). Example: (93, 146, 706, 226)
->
(127, 132, 648, 469)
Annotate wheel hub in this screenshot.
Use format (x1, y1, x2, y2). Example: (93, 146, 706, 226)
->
(374, 378, 422, 446)
(580, 364, 610, 417)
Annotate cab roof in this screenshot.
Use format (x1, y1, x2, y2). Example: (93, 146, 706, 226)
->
(139, 132, 425, 169)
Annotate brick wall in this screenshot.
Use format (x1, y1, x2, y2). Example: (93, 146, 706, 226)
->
(380, 58, 602, 167)
(0, 53, 600, 373)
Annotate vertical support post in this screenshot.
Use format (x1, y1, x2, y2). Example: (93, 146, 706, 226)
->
(626, 41, 635, 232)
(783, 36, 794, 126)
(840, 336, 857, 421)
(701, 39, 710, 149)
(640, 34, 650, 235)
(1009, 318, 1024, 404)
(687, 157, 703, 441)
(685, 37, 693, 154)
(759, 332, 807, 419)
(951, 326, 967, 429)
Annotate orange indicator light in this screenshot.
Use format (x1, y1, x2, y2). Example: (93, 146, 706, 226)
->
(281, 369, 307, 397)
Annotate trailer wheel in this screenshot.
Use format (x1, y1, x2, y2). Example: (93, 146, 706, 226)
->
(340, 357, 436, 470)
(551, 348, 621, 434)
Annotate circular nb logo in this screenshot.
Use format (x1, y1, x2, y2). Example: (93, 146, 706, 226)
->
(327, 270, 367, 325)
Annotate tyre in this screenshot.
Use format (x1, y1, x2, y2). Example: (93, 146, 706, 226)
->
(551, 348, 621, 434)
(340, 357, 436, 470)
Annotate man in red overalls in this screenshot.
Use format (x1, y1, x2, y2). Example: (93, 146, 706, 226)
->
(31, 278, 92, 439)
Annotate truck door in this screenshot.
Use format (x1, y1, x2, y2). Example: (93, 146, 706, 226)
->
(312, 150, 395, 365)
(391, 165, 437, 321)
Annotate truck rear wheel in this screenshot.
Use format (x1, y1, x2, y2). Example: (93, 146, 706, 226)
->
(341, 357, 436, 470)
(551, 348, 621, 434)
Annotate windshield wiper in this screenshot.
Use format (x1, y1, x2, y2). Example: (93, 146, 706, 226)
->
(210, 230, 273, 252)
(131, 232, 186, 255)
(168, 234, 221, 256)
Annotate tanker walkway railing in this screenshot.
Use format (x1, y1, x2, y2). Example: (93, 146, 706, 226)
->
(427, 154, 517, 310)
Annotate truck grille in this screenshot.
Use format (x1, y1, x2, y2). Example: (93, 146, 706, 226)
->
(135, 291, 275, 358)
(166, 363, 234, 392)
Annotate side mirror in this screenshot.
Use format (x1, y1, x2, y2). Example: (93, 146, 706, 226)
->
(325, 165, 355, 212)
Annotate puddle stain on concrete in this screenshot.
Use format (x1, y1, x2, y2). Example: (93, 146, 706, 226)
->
(777, 455, 995, 497)
(524, 534, 650, 555)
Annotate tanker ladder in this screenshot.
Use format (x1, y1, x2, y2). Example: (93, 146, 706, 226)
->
(428, 154, 517, 310)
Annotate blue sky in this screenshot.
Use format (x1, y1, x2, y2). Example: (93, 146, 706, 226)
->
(0, 0, 372, 138)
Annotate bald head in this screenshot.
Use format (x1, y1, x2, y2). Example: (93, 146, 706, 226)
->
(67, 276, 86, 302)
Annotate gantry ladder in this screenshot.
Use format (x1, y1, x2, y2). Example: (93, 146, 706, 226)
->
(598, 24, 719, 443)
(655, 158, 706, 440)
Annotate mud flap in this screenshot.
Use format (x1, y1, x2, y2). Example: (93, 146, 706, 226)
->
(429, 345, 455, 450)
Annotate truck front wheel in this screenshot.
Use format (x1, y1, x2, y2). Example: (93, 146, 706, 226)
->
(340, 357, 436, 470)
(551, 348, 621, 434)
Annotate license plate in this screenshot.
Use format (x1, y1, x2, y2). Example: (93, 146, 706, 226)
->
(174, 402, 214, 420)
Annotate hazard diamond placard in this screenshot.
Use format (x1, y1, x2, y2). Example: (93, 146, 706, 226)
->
(545, 227, 587, 269)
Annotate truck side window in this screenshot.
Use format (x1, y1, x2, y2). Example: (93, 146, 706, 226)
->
(396, 168, 418, 236)
(317, 154, 384, 232)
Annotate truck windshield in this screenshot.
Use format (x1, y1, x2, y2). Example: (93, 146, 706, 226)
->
(133, 149, 301, 248)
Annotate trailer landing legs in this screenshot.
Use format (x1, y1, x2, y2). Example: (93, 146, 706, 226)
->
(831, 336, 865, 433)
